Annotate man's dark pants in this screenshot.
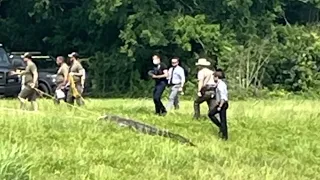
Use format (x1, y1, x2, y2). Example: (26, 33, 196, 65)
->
(208, 102, 229, 140)
(153, 81, 167, 114)
(193, 92, 215, 119)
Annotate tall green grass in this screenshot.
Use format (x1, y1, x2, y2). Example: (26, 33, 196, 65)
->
(0, 98, 319, 179)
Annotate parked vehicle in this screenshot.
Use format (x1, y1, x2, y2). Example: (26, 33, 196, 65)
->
(0, 44, 21, 97)
(0, 44, 92, 98)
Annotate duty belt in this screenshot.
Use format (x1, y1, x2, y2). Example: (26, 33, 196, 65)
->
(204, 85, 215, 91)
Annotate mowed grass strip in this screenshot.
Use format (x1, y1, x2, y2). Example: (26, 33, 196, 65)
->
(0, 98, 319, 179)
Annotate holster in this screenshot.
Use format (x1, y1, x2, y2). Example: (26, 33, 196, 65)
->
(200, 85, 216, 97)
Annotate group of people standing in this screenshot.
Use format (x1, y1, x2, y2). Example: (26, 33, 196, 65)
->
(12, 52, 86, 111)
(150, 55, 229, 140)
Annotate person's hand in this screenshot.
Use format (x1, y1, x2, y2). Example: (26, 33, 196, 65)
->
(178, 87, 183, 92)
(197, 92, 202, 97)
(152, 75, 158, 78)
(69, 72, 74, 76)
(29, 83, 35, 88)
(217, 107, 221, 111)
(9, 71, 16, 75)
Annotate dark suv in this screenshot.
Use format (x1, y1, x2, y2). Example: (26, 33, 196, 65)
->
(9, 52, 58, 95)
(0, 44, 21, 97)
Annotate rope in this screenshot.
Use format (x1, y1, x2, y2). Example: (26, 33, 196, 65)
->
(68, 74, 86, 103)
(33, 87, 99, 116)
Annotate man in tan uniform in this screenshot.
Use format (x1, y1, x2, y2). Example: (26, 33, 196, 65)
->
(54, 56, 69, 104)
(15, 53, 39, 111)
(67, 52, 85, 106)
(193, 58, 216, 120)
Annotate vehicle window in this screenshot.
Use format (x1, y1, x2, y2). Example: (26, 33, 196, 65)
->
(0, 48, 10, 64)
(33, 58, 57, 69)
(12, 58, 25, 67)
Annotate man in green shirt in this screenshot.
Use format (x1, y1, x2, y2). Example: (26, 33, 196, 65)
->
(14, 53, 39, 111)
(67, 52, 85, 106)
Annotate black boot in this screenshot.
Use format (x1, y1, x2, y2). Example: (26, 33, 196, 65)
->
(193, 102, 200, 120)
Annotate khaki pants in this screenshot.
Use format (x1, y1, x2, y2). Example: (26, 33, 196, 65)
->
(166, 85, 181, 110)
(18, 85, 38, 102)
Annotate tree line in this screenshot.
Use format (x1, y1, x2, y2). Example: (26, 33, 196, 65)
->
(1, 0, 320, 98)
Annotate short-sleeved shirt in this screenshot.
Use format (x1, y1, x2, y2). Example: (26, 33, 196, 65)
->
(69, 60, 84, 83)
(153, 62, 168, 84)
(56, 63, 69, 84)
(197, 68, 215, 86)
(216, 79, 228, 102)
(24, 61, 38, 86)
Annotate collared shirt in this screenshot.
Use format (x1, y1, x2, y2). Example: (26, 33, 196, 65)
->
(197, 68, 215, 86)
(168, 65, 185, 85)
(216, 79, 228, 102)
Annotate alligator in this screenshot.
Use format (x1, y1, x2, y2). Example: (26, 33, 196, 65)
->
(98, 114, 196, 147)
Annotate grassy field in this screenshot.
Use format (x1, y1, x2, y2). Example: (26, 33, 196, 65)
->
(0, 98, 319, 180)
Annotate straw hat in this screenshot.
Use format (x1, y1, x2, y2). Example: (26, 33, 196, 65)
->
(195, 58, 211, 66)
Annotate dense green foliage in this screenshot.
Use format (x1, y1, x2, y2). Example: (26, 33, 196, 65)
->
(1, 0, 320, 97)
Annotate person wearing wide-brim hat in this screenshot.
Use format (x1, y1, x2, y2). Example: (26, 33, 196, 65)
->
(193, 58, 216, 120)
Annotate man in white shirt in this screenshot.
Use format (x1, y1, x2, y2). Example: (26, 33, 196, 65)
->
(208, 71, 229, 140)
(166, 57, 185, 111)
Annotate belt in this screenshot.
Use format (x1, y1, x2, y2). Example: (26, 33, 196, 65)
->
(168, 83, 181, 86)
(204, 85, 215, 91)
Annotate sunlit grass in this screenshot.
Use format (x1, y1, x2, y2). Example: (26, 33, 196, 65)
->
(0, 98, 319, 179)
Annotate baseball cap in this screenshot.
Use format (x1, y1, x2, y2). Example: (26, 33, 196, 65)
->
(68, 52, 79, 58)
(21, 52, 32, 59)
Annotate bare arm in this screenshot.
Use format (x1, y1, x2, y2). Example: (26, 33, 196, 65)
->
(31, 68, 38, 85)
(62, 68, 68, 86)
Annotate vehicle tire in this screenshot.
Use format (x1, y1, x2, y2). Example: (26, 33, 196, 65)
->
(38, 83, 50, 98)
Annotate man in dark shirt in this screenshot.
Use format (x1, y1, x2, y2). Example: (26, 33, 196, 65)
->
(151, 54, 168, 116)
